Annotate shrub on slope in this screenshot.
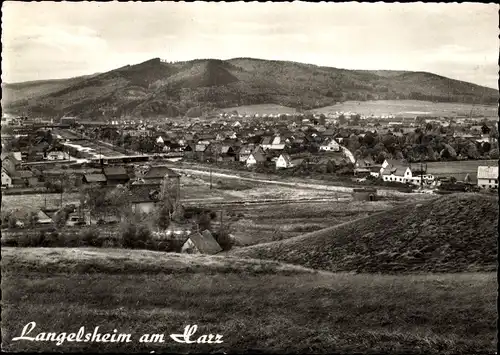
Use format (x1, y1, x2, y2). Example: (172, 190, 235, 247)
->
(232, 194, 498, 273)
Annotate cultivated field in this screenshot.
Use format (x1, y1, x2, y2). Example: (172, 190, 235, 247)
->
(309, 100, 497, 118)
(2, 193, 81, 211)
(217, 104, 297, 115)
(2, 248, 496, 354)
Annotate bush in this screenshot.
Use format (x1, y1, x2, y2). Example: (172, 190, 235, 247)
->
(64, 233, 83, 247)
(30, 231, 46, 247)
(42, 231, 61, 247)
(120, 222, 137, 248)
(17, 234, 33, 248)
(8, 216, 18, 229)
(120, 221, 152, 249)
(80, 227, 101, 247)
(214, 229, 234, 251)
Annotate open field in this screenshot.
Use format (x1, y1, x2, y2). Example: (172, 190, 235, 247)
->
(309, 100, 497, 118)
(233, 193, 498, 273)
(2, 192, 81, 211)
(425, 159, 498, 183)
(223, 199, 421, 246)
(2, 247, 496, 354)
(217, 104, 297, 115)
(180, 171, 351, 203)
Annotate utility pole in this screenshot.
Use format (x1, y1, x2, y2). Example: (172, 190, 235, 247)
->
(420, 161, 423, 190)
(220, 208, 223, 233)
(210, 167, 212, 190)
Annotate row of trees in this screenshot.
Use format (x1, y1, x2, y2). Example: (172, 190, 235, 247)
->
(345, 126, 499, 163)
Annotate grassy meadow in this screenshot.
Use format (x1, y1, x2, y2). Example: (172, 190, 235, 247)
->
(2, 248, 496, 354)
(308, 100, 498, 118)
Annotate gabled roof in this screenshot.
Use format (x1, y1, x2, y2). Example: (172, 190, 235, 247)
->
(37, 210, 53, 223)
(84, 173, 107, 183)
(185, 230, 222, 254)
(382, 163, 410, 176)
(268, 144, 285, 150)
(279, 153, 292, 165)
(103, 166, 129, 180)
(477, 166, 498, 180)
(143, 166, 179, 179)
(250, 149, 267, 162)
(220, 146, 234, 154)
(261, 136, 273, 145)
(1, 152, 22, 164)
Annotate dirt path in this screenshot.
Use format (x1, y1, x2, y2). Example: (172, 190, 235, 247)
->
(182, 196, 351, 207)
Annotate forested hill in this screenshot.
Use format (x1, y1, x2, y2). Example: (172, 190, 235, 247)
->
(2, 57, 498, 118)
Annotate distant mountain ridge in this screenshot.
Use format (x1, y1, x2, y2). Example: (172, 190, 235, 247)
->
(2, 57, 498, 118)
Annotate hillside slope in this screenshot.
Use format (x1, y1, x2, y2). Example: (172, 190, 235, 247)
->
(232, 194, 498, 273)
(3, 57, 498, 118)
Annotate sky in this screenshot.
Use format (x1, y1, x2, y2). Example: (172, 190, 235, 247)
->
(2, 2, 498, 88)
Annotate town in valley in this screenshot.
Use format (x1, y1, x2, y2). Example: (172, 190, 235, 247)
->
(1, 2, 498, 354)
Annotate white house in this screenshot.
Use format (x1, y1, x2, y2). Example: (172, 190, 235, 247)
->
(156, 136, 164, 145)
(46, 151, 70, 160)
(319, 138, 340, 152)
(381, 163, 435, 186)
(1, 167, 13, 188)
(276, 153, 293, 169)
(477, 166, 498, 189)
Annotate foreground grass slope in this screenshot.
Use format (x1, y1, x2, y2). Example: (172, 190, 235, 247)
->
(232, 194, 498, 273)
(2, 248, 496, 354)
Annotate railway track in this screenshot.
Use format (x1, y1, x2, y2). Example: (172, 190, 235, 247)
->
(183, 196, 351, 207)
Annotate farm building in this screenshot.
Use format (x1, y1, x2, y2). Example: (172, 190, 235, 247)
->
(276, 153, 293, 169)
(477, 166, 498, 189)
(181, 230, 222, 255)
(142, 165, 180, 187)
(353, 188, 378, 201)
(319, 138, 341, 152)
(103, 166, 129, 186)
(2, 167, 13, 188)
(129, 184, 162, 214)
(246, 147, 267, 167)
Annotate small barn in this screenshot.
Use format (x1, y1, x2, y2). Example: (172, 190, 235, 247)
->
(181, 230, 222, 255)
(353, 188, 378, 201)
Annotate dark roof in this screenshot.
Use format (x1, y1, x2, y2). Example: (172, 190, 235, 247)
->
(103, 166, 129, 179)
(17, 170, 34, 178)
(185, 231, 222, 254)
(129, 184, 162, 203)
(250, 149, 267, 162)
(143, 166, 180, 179)
(84, 173, 107, 183)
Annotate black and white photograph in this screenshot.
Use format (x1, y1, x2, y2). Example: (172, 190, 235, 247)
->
(1, 1, 498, 353)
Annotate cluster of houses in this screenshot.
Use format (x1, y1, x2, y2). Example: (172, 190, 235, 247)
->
(1, 152, 39, 188)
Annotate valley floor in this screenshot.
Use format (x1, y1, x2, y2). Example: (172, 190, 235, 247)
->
(1, 248, 496, 354)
